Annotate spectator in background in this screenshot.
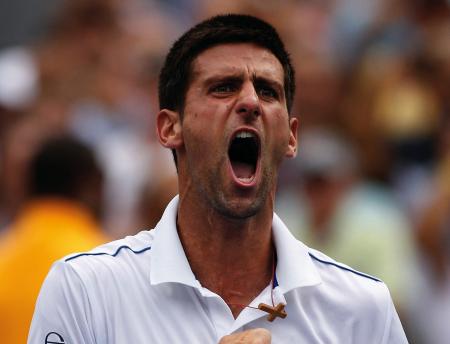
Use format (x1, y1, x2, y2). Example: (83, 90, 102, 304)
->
(277, 128, 416, 314)
(0, 136, 109, 344)
(36, 0, 178, 236)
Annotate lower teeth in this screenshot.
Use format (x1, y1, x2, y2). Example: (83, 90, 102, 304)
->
(239, 177, 252, 183)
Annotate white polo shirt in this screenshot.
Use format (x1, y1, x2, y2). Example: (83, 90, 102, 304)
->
(28, 196, 408, 343)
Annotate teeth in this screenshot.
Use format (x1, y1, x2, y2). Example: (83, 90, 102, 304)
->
(238, 177, 253, 183)
(236, 131, 254, 139)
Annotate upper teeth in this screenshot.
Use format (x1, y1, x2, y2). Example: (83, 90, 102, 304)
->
(236, 131, 254, 139)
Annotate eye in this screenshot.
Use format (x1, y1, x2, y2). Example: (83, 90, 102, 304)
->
(210, 83, 237, 94)
(257, 85, 278, 100)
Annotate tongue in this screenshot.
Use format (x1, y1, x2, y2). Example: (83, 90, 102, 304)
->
(231, 161, 254, 179)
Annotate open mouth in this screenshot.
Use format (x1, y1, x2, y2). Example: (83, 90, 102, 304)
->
(228, 130, 260, 183)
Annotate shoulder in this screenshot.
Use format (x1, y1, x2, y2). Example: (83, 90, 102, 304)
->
(307, 247, 382, 284)
(290, 244, 407, 342)
(307, 246, 387, 296)
(306, 247, 392, 322)
(55, 229, 155, 284)
(29, 230, 156, 340)
(64, 229, 154, 263)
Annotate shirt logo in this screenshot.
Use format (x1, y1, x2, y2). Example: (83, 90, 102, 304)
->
(45, 332, 65, 344)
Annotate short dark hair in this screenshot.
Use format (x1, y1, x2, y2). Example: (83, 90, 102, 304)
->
(158, 14, 295, 114)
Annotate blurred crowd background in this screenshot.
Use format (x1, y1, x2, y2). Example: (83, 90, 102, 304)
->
(0, 0, 448, 343)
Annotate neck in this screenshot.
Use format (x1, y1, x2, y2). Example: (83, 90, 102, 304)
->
(177, 191, 275, 318)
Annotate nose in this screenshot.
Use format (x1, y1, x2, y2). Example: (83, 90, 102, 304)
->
(236, 82, 260, 118)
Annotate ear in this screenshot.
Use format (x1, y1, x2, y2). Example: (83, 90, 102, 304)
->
(285, 117, 298, 158)
(156, 109, 183, 149)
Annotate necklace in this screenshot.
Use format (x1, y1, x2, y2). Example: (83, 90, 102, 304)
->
(229, 251, 287, 322)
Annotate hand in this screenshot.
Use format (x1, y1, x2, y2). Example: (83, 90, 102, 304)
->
(218, 328, 271, 343)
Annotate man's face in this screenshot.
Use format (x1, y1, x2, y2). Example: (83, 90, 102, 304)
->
(178, 43, 297, 219)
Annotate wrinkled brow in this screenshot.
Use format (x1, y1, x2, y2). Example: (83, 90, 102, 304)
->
(201, 71, 284, 93)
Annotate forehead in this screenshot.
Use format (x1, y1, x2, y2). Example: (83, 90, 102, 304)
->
(190, 43, 284, 83)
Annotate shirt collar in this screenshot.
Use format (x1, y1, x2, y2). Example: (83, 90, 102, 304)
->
(150, 196, 198, 288)
(149, 195, 321, 291)
(271, 212, 321, 292)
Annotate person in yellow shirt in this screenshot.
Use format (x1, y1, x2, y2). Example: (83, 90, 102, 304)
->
(0, 136, 109, 344)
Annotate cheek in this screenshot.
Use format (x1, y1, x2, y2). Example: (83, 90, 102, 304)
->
(266, 113, 290, 145)
(182, 118, 221, 166)
(182, 123, 204, 154)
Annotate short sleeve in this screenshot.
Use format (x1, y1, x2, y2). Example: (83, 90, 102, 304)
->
(28, 261, 96, 344)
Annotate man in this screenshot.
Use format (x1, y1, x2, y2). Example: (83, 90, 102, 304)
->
(0, 136, 108, 344)
(28, 15, 408, 343)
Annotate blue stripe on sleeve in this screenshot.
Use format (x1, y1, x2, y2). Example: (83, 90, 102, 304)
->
(309, 252, 381, 282)
(65, 245, 151, 262)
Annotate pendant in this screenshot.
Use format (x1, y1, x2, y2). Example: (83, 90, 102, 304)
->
(258, 303, 287, 322)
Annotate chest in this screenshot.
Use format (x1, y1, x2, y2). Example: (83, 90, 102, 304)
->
(87, 283, 382, 344)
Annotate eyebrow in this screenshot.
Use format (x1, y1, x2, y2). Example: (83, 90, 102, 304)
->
(202, 72, 284, 95)
(201, 71, 243, 86)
